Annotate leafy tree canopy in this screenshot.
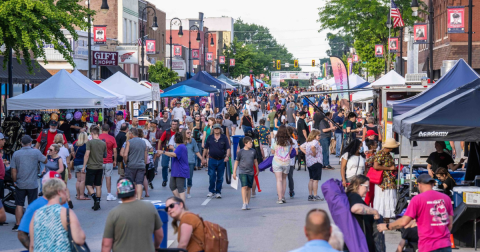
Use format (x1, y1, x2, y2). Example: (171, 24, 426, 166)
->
(148, 61, 179, 89)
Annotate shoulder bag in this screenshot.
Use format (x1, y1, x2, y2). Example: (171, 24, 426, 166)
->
(67, 208, 90, 252)
(68, 146, 78, 172)
(366, 161, 383, 184)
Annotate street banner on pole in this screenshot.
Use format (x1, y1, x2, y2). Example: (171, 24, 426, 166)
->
(93, 51, 118, 66)
(389, 37, 399, 53)
(146, 40, 155, 54)
(173, 45, 182, 56)
(447, 6, 465, 33)
(93, 26, 107, 45)
(206, 52, 213, 62)
(219, 56, 225, 64)
(192, 49, 199, 59)
(375, 45, 384, 58)
(230, 58, 235, 66)
(353, 54, 359, 63)
(413, 23, 428, 44)
(117, 46, 139, 64)
(329, 56, 349, 100)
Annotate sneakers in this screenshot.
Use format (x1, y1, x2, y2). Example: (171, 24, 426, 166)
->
(93, 200, 101, 211)
(308, 195, 314, 201)
(242, 204, 247, 210)
(12, 224, 19, 232)
(289, 191, 295, 198)
(162, 181, 167, 187)
(282, 198, 286, 203)
(215, 193, 222, 199)
(314, 195, 325, 201)
(251, 194, 256, 198)
(68, 201, 74, 209)
(246, 204, 250, 210)
(276, 199, 284, 204)
(207, 192, 214, 197)
(187, 194, 192, 199)
(107, 194, 117, 201)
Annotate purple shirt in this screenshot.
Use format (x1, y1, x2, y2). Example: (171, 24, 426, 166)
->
(171, 144, 189, 178)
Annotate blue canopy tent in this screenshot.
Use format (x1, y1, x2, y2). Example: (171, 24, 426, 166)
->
(163, 78, 218, 93)
(161, 85, 209, 98)
(218, 74, 239, 87)
(391, 59, 479, 116)
(191, 71, 226, 109)
(352, 82, 370, 89)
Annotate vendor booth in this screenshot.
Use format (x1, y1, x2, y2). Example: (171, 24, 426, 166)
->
(160, 85, 209, 98)
(217, 74, 240, 88)
(70, 70, 126, 105)
(191, 71, 226, 109)
(98, 72, 152, 101)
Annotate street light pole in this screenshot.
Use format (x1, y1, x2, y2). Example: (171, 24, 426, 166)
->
(188, 25, 200, 79)
(169, 18, 183, 70)
(87, 0, 109, 80)
(203, 31, 214, 72)
(140, 6, 158, 81)
(428, 0, 434, 82)
(468, 0, 473, 66)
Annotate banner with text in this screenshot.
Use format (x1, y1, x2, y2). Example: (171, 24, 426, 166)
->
(146, 40, 156, 54)
(192, 49, 199, 59)
(329, 56, 349, 100)
(93, 51, 118, 66)
(93, 26, 107, 45)
(447, 6, 465, 33)
(206, 52, 213, 62)
(117, 46, 139, 64)
(375, 44, 384, 57)
(219, 56, 225, 64)
(173, 45, 182, 56)
(389, 37, 399, 53)
(413, 23, 428, 44)
(230, 58, 235, 66)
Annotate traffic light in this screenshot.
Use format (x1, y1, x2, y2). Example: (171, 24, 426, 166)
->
(311, 60, 315, 67)
(272, 60, 276, 68)
(276, 60, 281, 70)
(294, 60, 298, 68)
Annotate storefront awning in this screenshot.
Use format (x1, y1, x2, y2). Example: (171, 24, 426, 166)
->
(0, 56, 52, 84)
(105, 65, 129, 77)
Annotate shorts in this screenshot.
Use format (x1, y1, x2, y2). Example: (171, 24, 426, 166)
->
(272, 164, 289, 174)
(85, 168, 104, 187)
(308, 163, 323, 180)
(15, 188, 38, 206)
(103, 163, 114, 177)
(125, 168, 145, 184)
(73, 165, 83, 177)
(239, 174, 254, 188)
(170, 177, 186, 193)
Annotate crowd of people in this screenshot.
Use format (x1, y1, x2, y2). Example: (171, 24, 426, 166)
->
(0, 86, 462, 252)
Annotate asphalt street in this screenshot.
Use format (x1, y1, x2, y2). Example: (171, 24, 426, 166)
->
(1, 119, 475, 252)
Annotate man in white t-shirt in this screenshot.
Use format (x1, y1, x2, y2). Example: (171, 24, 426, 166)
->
(249, 98, 259, 124)
(171, 102, 186, 124)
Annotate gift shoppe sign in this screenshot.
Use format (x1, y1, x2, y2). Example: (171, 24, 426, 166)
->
(93, 51, 118, 66)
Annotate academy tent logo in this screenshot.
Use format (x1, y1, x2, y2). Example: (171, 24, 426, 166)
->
(418, 131, 448, 137)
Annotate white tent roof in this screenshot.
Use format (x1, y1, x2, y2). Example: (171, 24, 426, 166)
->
(239, 76, 252, 86)
(348, 74, 368, 89)
(217, 79, 235, 90)
(370, 70, 405, 87)
(7, 70, 118, 110)
(99, 72, 152, 101)
(352, 91, 374, 102)
(71, 70, 126, 105)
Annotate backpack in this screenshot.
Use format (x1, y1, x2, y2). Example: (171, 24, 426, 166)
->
(185, 213, 229, 252)
(193, 121, 203, 142)
(39, 129, 64, 154)
(160, 129, 172, 151)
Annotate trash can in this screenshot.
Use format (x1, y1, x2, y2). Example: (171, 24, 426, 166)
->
(153, 202, 169, 248)
(231, 135, 244, 160)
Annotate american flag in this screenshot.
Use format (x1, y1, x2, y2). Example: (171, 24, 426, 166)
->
(390, 0, 404, 28)
(137, 35, 148, 46)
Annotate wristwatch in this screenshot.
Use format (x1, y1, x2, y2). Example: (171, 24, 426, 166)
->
(386, 223, 390, 230)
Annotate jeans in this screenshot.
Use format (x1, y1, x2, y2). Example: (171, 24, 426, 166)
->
(208, 158, 225, 194)
(431, 248, 452, 252)
(335, 133, 343, 157)
(288, 123, 295, 128)
(242, 126, 252, 135)
(153, 156, 159, 173)
(288, 165, 295, 192)
(161, 154, 170, 182)
(320, 138, 331, 166)
(195, 142, 203, 167)
(185, 163, 195, 188)
(39, 162, 45, 192)
(251, 110, 258, 123)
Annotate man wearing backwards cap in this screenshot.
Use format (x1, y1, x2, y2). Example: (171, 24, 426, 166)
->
(17, 171, 68, 249)
(378, 174, 454, 252)
(102, 177, 163, 252)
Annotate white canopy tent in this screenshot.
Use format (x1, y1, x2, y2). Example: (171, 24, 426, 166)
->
(99, 72, 152, 101)
(216, 80, 235, 90)
(348, 73, 369, 89)
(239, 76, 253, 87)
(7, 70, 118, 110)
(352, 91, 374, 102)
(370, 70, 405, 87)
(71, 70, 127, 105)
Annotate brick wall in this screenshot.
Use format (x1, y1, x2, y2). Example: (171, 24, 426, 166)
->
(90, 0, 119, 40)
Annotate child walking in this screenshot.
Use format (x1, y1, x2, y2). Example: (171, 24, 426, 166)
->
(233, 136, 259, 210)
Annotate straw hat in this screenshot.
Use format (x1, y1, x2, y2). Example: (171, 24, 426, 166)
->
(383, 138, 400, 149)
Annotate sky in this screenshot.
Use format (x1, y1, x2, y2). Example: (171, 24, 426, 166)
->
(151, 0, 330, 73)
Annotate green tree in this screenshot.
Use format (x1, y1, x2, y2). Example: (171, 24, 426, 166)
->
(148, 61, 179, 89)
(325, 32, 353, 57)
(221, 38, 256, 78)
(0, 0, 94, 71)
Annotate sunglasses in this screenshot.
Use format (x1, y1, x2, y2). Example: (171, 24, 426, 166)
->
(164, 202, 179, 211)
(360, 183, 369, 189)
(186, 132, 192, 134)
(48, 149, 54, 152)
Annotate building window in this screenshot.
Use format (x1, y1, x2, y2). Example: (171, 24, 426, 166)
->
(123, 18, 127, 43)
(133, 22, 137, 44)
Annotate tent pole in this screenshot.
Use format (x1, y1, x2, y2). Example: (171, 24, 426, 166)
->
(409, 140, 414, 197)
(397, 135, 403, 193)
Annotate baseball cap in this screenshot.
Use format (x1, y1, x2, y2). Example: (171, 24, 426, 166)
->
(0, 133, 4, 140)
(366, 130, 378, 137)
(116, 177, 136, 198)
(417, 174, 435, 184)
(42, 171, 62, 184)
(21, 135, 33, 145)
(213, 124, 222, 129)
(116, 111, 124, 116)
(299, 111, 307, 116)
(49, 120, 58, 126)
(216, 115, 223, 120)
(150, 120, 158, 125)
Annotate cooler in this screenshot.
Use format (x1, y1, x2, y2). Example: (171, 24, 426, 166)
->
(453, 187, 480, 208)
(153, 202, 169, 248)
(231, 135, 244, 160)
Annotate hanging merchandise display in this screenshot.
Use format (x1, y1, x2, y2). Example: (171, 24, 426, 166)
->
(181, 97, 191, 109)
